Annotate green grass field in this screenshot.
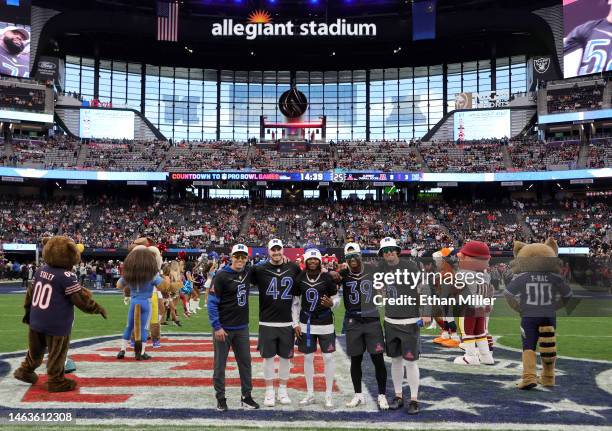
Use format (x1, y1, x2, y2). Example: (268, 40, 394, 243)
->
(0, 293, 611, 361)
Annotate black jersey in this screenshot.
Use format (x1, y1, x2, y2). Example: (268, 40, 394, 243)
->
(376, 259, 422, 320)
(294, 271, 338, 326)
(505, 272, 572, 317)
(252, 261, 301, 323)
(339, 262, 379, 319)
(209, 266, 252, 329)
(564, 18, 612, 76)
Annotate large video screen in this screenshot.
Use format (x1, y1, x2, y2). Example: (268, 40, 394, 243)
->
(563, 0, 612, 78)
(0, 1, 31, 78)
(453, 109, 510, 141)
(79, 109, 135, 140)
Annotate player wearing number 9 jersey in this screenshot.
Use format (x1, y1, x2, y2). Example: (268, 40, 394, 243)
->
(252, 239, 301, 407)
(292, 248, 339, 408)
(207, 243, 259, 412)
(339, 242, 389, 411)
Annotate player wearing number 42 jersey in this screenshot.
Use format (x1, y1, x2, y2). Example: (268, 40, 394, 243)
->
(207, 244, 259, 412)
(335, 242, 389, 411)
(292, 248, 339, 408)
(252, 239, 301, 407)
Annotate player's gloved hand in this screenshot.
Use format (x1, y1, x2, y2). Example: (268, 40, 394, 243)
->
(416, 319, 424, 327)
(99, 306, 108, 319)
(320, 295, 334, 308)
(123, 296, 130, 305)
(214, 328, 228, 342)
(418, 317, 431, 327)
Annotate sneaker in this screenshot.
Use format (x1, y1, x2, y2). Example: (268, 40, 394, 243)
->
(174, 320, 182, 327)
(346, 393, 365, 408)
(264, 391, 275, 407)
(136, 353, 151, 361)
(152, 340, 161, 349)
(479, 352, 495, 365)
(160, 321, 169, 326)
(217, 398, 228, 412)
(325, 394, 333, 408)
(278, 391, 291, 405)
(241, 396, 260, 409)
(116, 350, 125, 360)
(377, 394, 389, 411)
(406, 400, 419, 415)
(388, 396, 404, 410)
(299, 394, 315, 405)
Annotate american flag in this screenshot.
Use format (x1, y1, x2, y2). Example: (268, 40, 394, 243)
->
(157, 1, 179, 42)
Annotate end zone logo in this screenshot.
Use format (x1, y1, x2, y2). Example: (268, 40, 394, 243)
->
(212, 10, 377, 40)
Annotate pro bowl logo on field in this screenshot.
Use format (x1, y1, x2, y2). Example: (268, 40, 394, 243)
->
(0, 334, 611, 428)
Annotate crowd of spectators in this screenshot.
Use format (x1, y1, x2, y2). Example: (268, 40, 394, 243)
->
(546, 83, 605, 113)
(418, 141, 506, 172)
(0, 85, 46, 112)
(164, 141, 249, 171)
(508, 139, 580, 171)
(0, 197, 609, 263)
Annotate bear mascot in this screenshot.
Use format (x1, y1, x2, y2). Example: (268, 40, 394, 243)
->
(13, 236, 107, 392)
(503, 238, 573, 389)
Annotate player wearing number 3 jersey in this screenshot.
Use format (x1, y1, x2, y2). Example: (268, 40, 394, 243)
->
(292, 248, 339, 408)
(252, 239, 301, 407)
(207, 243, 259, 412)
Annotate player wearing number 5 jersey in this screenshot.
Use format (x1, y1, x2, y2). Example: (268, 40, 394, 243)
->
(376, 237, 431, 415)
(292, 248, 339, 408)
(252, 239, 301, 407)
(207, 243, 259, 412)
(337, 242, 389, 411)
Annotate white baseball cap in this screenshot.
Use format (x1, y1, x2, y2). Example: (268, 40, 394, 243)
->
(303, 248, 322, 263)
(378, 237, 401, 256)
(344, 242, 361, 255)
(2, 26, 29, 41)
(231, 244, 249, 256)
(268, 239, 283, 250)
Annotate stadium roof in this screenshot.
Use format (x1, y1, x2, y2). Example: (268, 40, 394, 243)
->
(35, 0, 561, 70)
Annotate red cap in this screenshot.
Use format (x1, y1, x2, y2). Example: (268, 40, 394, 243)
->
(459, 241, 491, 259)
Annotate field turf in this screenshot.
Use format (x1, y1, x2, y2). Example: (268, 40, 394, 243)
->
(0, 293, 611, 361)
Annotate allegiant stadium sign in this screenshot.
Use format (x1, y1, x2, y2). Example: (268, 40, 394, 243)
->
(212, 10, 377, 40)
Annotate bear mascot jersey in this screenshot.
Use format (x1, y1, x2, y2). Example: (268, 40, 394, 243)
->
(503, 238, 573, 390)
(13, 236, 107, 392)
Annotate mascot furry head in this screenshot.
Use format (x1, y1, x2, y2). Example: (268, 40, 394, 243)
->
(42, 236, 84, 270)
(510, 237, 561, 274)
